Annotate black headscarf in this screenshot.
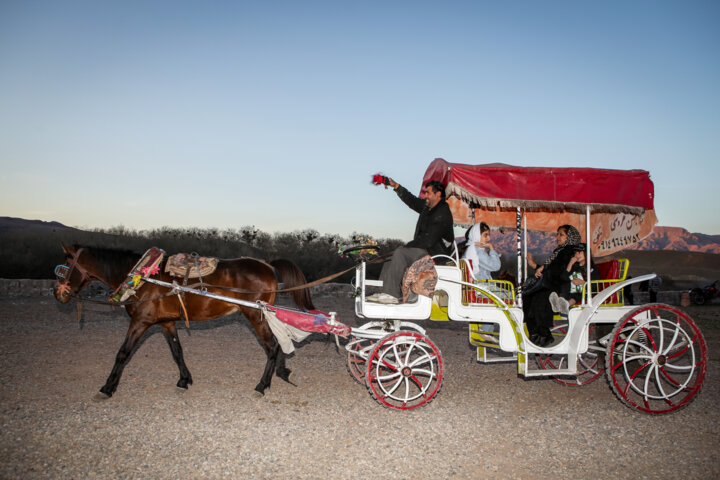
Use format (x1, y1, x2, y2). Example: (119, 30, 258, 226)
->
(542, 225, 582, 266)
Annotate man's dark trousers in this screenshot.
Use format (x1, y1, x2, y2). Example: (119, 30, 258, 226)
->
(379, 246, 427, 299)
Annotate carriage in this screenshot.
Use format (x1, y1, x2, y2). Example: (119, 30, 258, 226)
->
(54, 160, 707, 414)
(344, 159, 707, 413)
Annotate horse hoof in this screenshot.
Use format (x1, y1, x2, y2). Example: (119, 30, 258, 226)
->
(252, 390, 264, 399)
(92, 392, 111, 402)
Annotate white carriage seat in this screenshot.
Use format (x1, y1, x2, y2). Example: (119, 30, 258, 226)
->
(354, 260, 433, 321)
(459, 259, 516, 306)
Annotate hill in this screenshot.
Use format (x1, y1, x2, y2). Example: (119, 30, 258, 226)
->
(630, 227, 720, 253)
(488, 225, 720, 256)
(0, 216, 76, 233)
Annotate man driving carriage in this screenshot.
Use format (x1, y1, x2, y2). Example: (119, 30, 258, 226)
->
(366, 177, 454, 304)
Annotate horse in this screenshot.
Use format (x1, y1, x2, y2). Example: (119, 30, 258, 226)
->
(54, 243, 315, 399)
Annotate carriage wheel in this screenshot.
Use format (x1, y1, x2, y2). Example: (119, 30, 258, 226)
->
(536, 321, 606, 386)
(346, 336, 376, 384)
(365, 331, 443, 410)
(690, 290, 705, 305)
(605, 304, 707, 414)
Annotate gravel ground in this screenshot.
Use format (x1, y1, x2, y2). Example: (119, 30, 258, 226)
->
(1, 295, 719, 479)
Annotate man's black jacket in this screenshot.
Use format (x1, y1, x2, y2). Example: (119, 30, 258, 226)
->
(395, 185, 455, 256)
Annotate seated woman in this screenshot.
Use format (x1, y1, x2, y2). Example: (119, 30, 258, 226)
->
(463, 222, 501, 286)
(523, 224, 582, 347)
(549, 244, 600, 314)
(462, 221, 502, 335)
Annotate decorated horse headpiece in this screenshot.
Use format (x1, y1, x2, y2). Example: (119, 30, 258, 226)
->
(55, 247, 91, 297)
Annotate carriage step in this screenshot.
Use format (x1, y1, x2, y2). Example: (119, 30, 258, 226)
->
(476, 346, 516, 363)
(523, 366, 576, 378)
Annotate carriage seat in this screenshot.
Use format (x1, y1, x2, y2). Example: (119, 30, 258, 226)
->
(459, 259, 516, 306)
(581, 258, 629, 307)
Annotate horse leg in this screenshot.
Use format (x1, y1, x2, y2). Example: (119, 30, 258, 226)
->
(275, 350, 295, 386)
(243, 308, 281, 396)
(255, 343, 278, 396)
(160, 321, 193, 389)
(98, 317, 154, 398)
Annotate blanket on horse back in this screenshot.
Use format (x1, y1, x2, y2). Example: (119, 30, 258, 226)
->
(165, 253, 220, 279)
(109, 249, 219, 303)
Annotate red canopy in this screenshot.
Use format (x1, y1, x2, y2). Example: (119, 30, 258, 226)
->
(421, 158, 657, 256)
(422, 158, 654, 213)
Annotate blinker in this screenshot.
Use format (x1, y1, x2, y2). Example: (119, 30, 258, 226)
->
(54, 264, 70, 279)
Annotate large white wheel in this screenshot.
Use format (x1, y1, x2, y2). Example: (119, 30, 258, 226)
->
(365, 331, 443, 410)
(605, 304, 707, 414)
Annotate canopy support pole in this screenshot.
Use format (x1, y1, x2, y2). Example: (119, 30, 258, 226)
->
(523, 213, 528, 281)
(585, 205, 592, 305)
(516, 207, 523, 308)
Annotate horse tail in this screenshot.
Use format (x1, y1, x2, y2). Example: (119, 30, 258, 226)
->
(270, 259, 316, 311)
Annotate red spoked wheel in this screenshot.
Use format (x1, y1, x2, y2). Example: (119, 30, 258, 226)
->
(606, 304, 707, 414)
(346, 335, 376, 384)
(365, 331, 443, 410)
(536, 321, 606, 386)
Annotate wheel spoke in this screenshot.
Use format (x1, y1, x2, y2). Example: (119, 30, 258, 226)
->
(409, 353, 434, 369)
(376, 371, 402, 382)
(380, 356, 399, 371)
(626, 338, 655, 356)
(652, 367, 678, 405)
(380, 374, 403, 396)
(410, 368, 436, 378)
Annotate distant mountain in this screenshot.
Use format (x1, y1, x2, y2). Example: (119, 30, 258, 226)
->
(629, 227, 720, 254)
(0, 216, 76, 232)
(486, 226, 720, 257)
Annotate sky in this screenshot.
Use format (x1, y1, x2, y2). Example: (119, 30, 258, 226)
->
(1, 0, 718, 242)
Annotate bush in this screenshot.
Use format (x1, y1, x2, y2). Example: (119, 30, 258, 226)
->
(0, 225, 402, 282)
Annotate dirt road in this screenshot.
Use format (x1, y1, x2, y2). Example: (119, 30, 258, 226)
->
(1, 296, 718, 479)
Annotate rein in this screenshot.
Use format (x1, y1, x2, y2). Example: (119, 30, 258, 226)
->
(204, 253, 391, 296)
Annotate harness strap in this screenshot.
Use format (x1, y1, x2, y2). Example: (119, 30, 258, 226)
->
(60, 248, 91, 286)
(68, 291, 177, 307)
(203, 254, 391, 295)
(177, 293, 190, 328)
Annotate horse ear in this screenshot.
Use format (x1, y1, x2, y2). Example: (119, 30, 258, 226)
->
(61, 243, 74, 255)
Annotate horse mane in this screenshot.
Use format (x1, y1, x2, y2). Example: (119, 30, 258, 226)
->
(75, 244, 142, 283)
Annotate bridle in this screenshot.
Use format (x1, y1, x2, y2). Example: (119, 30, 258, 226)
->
(55, 248, 92, 297)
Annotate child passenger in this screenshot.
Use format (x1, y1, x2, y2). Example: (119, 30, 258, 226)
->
(462, 222, 503, 335)
(549, 243, 600, 314)
(463, 222, 501, 282)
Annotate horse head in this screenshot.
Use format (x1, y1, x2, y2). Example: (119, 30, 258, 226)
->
(54, 244, 97, 304)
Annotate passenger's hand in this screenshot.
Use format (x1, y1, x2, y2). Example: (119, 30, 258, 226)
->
(535, 266, 544, 278)
(386, 178, 399, 190)
(572, 278, 585, 286)
(527, 252, 537, 269)
(476, 241, 494, 251)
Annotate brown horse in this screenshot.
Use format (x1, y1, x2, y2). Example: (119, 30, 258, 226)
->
(54, 243, 315, 398)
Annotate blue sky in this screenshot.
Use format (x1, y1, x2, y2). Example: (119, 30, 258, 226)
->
(1, 0, 718, 241)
